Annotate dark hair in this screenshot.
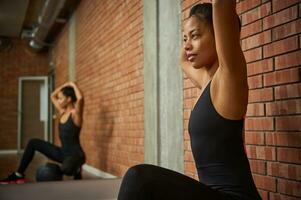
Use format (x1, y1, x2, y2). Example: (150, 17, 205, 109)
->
(61, 86, 77, 103)
(189, 3, 241, 32)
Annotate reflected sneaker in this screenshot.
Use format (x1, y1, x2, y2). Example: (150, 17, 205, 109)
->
(0, 172, 26, 184)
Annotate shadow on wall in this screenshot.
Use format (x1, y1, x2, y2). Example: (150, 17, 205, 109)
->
(90, 98, 115, 175)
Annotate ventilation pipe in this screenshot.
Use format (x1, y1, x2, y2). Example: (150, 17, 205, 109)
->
(29, 0, 66, 50)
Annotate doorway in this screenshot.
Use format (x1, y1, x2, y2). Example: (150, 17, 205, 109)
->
(17, 77, 49, 153)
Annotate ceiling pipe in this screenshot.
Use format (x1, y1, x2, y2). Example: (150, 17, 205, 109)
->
(29, 0, 66, 50)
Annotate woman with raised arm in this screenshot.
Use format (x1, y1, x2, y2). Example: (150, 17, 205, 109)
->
(0, 82, 86, 184)
(117, 1, 262, 200)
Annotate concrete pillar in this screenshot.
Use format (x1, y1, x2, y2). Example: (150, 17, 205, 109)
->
(68, 14, 76, 81)
(143, 0, 183, 172)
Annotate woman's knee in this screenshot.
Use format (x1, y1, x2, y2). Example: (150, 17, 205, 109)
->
(123, 164, 157, 183)
(118, 164, 162, 199)
(27, 138, 43, 148)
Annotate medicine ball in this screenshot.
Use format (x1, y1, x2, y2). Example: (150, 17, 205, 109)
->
(36, 162, 63, 182)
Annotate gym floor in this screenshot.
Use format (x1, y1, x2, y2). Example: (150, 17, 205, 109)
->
(0, 153, 98, 182)
(0, 154, 122, 200)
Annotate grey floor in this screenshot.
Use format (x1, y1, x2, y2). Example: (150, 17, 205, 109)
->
(0, 153, 101, 182)
(0, 153, 122, 200)
(0, 178, 122, 200)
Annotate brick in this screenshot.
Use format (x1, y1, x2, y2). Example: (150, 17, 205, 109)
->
(182, 7, 191, 21)
(258, 190, 268, 200)
(267, 162, 301, 180)
(278, 179, 301, 197)
(266, 99, 301, 116)
(184, 78, 196, 89)
(241, 2, 272, 26)
(272, 0, 300, 12)
(275, 83, 301, 99)
(242, 30, 271, 50)
(184, 89, 192, 99)
(184, 161, 197, 174)
(276, 116, 301, 131)
(247, 58, 273, 76)
(246, 145, 276, 160)
(245, 117, 274, 131)
(248, 74, 263, 89)
(273, 19, 301, 41)
(263, 5, 298, 30)
(275, 51, 301, 70)
(182, 0, 201, 11)
(269, 192, 300, 200)
(264, 68, 300, 87)
(184, 140, 192, 151)
(241, 20, 262, 39)
(184, 108, 191, 120)
(253, 174, 277, 191)
(0, 40, 48, 150)
(246, 103, 265, 117)
(245, 131, 265, 145)
(244, 47, 262, 63)
(184, 98, 196, 109)
(184, 129, 190, 140)
(269, 193, 300, 200)
(249, 88, 274, 103)
(266, 132, 301, 147)
(263, 36, 298, 58)
(236, 0, 261, 14)
(184, 150, 194, 162)
(72, 0, 144, 177)
(249, 159, 267, 175)
(277, 147, 301, 164)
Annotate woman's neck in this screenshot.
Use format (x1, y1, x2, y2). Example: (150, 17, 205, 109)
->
(64, 104, 75, 113)
(199, 60, 219, 87)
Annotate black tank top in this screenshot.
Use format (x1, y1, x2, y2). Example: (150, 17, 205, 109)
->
(59, 114, 85, 157)
(188, 81, 262, 200)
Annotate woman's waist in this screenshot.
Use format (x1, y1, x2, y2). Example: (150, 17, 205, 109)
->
(61, 145, 84, 154)
(196, 162, 254, 187)
(197, 162, 260, 199)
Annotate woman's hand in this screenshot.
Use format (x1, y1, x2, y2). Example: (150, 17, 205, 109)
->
(179, 46, 203, 89)
(69, 81, 76, 87)
(63, 81, 76, 87)
(179, 46, 190, 69)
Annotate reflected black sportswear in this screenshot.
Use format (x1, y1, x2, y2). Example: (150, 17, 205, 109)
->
(59, 114, 85, 157)
(17, 114, 85, 177)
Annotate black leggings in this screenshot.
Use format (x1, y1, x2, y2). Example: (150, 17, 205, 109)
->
(18, 138, 83, 179)
(117, 164, 235, 200)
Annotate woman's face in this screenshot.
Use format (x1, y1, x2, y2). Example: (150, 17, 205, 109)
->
(57, 91, 71, 108)
(183, 16, 217, 69)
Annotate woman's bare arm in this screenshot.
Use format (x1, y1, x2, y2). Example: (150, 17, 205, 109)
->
(211, 0, 248, 119)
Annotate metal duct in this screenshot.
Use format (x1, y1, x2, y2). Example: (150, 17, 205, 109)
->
(29, 0, 66, 50)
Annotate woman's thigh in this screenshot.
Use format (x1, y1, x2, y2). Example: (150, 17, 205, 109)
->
(118, 164, 230, 200)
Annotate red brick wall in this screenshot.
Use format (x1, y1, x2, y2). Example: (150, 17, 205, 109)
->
(52, 28, 69, 87)
(0, 40, 49, 150)
(51, 27, 69, 145)
(52, 0, 144, 177)
(182, 1, 301, 200)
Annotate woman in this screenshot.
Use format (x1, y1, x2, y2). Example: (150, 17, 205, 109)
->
(117, 1, 262, 200)
(0, 82, 85, 184)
